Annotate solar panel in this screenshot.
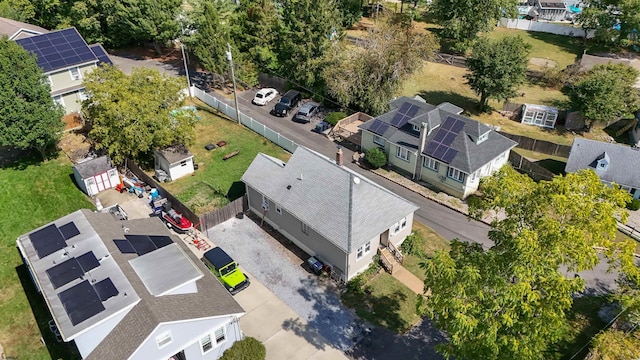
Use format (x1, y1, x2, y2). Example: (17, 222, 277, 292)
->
(451, 120, 465, 133)
(30, 224, 67, 258)
(433, 130, 446, 142)
(77, 251, 100, 272)
(442, 148, 458, 163)
(389, 112, 404, 127)
(434, 145, 447, 159)
(424, 141, 438, 155)
(126, 234, 158, 256)
(444, 132, 457, 145)
(16, 28, 98, 73)
(59, 222, 80, 240)
(46, 258, 83, 289)
(94, 278, 119, 301)
(114, 239, 136, 254)
(405, 104, 419, 118)
(397, 102, 412, 115)
(368, 119, 389, 136)
(149, 235, 173, 249)
(89, 44, 113, 66)
(58, 280, 105, 326)
(440, 117, 454, 130)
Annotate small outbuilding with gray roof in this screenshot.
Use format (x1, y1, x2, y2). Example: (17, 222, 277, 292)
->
(241, 146, 419, 281)
(359, 95, 517, 198)
(565, 138, 640, 199)
(72, 155, 121, 196)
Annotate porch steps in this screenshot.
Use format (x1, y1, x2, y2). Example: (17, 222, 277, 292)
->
(379, 248, 400, 275)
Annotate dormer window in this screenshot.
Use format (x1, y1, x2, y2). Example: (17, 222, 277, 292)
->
(477, 132, 489, 144)
(412, 124, 420, 132)
(69, 67, 81, 81)
(596, 152, 609, 171)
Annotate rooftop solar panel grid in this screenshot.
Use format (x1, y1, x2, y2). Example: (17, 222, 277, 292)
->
(59, 280, 105, 325)
(113, 239, 136, 254)
(59, 222, 80, 240)
(149, 236, 173, 249)
(29, 224, 66, 259)
(94, 278, 119, 301)
(46, 258, 83, 289)
(16, 28, 97, 72)
(77, 251, 100, 272)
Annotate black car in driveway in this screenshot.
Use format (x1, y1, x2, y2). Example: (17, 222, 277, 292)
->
(270, 89, 301, 117)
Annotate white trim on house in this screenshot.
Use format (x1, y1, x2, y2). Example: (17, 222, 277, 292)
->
(447, 166, 466, 183)
(43, 60, 98, 76)
(53, 94, 65, 107)
(396, 146, 410, 161)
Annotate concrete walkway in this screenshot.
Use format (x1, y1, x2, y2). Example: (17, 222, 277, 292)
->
(392, 266, 425, 295)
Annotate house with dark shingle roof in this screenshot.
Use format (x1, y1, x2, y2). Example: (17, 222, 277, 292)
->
(241, 146, 418, 281)
(359, 96, 517, 199)
(565, 138, 640, 199)
(15, 27, 113, 114)
(17, 210, 245, 360)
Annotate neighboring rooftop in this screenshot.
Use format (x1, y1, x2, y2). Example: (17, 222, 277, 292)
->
(156, 146, 194, 165)
(73, 156, 115, 178)
(242, 147, 418, 253)
(0, 16, 48, 40)
(16, 27, 98, 73)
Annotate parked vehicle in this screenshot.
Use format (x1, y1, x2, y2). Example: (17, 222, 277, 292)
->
(252, 88, 278, 106)
(157, 202, 193, 233)
(293, 102, 320, 123)
(270, 90, 302, 117)
(202, 247, 250, 295)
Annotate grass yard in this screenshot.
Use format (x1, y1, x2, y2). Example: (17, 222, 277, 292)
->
(342, 272, 422, 333)
(552, 296, 609, 360)
(401, 221, 450, 282)
(513, 148, 568, 175)
(159, 100, 290, 214)
(0, 156, 92, 359)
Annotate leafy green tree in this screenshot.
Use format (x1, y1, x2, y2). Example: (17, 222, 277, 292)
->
(465, 36, 530, 110)
(82, 66, 197, 165)
(233, 0, 282, 71)
(0, 0, 35, 21)
(0, 38, 64, 160)
(220, 337, 266, 360)
(589, 329, 640, 359)
(568, 63, 640, 129)
(277, 0, 343, 90)
(337, 0, 363, 27)
(365, 147, 387, 169)
(421, 167, 636, 360)
(578, 0, 640, 48)
(323, 17, 437, 114)
(428, 0, 518, 51)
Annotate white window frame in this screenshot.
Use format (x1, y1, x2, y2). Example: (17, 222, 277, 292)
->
(200, 334, 213, 354)
(396, 146, 409, 162)
(214, 326, 226, 345)
(373, 135, 385, 146)
(423, 157, 439, 171)
(356, 240, 371, 260)
(275, 205, 282, 214)
(69, 66, 81, 81)
(393, 221, 400, 235)
(400, 217, 407, 230)
(447, 167, 466, 183)
(523, 111, 535, 124)
(544, 113, 557, 127)
(301, 222, 309, 235)
(412, 124, 420, 132)
(156, 331, 172, 348)
(53, 95, 65, 108)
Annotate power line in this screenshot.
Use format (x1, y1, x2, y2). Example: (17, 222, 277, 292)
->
(568, 305, 630, 360)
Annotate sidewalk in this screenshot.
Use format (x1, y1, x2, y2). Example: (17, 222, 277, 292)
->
(392, 266, 425, 295)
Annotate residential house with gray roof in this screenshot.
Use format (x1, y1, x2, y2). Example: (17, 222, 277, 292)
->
(241, 146, 419, 281)
(359, 96, 518, 199)
(0, 16, 48, 40)
(565, 138, 640, 199)
(17, 210, 245, 360)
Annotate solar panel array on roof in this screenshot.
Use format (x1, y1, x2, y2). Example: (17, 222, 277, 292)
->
(94, 278, 119, 301)
(368, 119, 390, 136)
(47, 258, 83, 289)
(29, 224, 67, 258)
(16, 28, 97, 73)
(115, 234, 173, 256)
(114, 239, 136, 254)
(389, 102, 420, 128)
(424, 116, 465, 164)
(77, 251, 100, 272)
(59, 222, 80, 240)
(58, 280, 105, 326)
(89, 44, 113, 66)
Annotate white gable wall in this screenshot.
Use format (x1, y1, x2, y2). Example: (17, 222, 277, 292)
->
(129, 315, 242, 360)
(168, 157, 194, 181)
(76, 307, 133, 358)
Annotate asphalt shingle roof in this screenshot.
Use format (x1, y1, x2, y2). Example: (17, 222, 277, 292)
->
(241, 147, 418, 253)
(565, 138, 640, 188)
(360, 96, 517, 173)
(73, 156, 114, 178)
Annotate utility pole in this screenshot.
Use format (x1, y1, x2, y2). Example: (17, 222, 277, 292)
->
(179, 23, 192, 98)
(226, 43, 241, 125)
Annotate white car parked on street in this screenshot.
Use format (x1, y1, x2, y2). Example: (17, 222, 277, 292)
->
(252, 88, 278, 106)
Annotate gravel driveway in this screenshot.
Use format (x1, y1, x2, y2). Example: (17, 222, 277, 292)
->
(206, 217, 364, 352)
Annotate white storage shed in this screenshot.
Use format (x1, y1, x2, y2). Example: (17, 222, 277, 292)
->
(154, 146, 195, 181)
(72, 156, 120, 196)
(521, 104, 559, 129)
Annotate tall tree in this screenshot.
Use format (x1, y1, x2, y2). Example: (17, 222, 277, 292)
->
(465, 36, 530, 110)
(82, 66, 197, 165)
(322, 16, 437, 114)
(421, 167, 636, 360)
(234, 0, 282, 71)
(578, 0, 640, 48)
(0, 0, 35, 21)
(568, 63, 640, 130)
(428, 0, 518, 51)
(0, 37, 64, 160)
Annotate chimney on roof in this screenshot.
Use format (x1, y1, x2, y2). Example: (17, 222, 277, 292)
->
(336, 146, 343, 166)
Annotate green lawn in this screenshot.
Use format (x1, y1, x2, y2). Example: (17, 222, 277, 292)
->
(552, 296, 609, 360)
(0, 156, 92, 359)
(402, 221, 450, 282)
(160, 100, 290, 214)
(513, 148, 568, 175)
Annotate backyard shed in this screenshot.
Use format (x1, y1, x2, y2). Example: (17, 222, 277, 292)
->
(72, 156, 120, 196)
(521, 103, 559, 128)
(154, 146, 194, 181)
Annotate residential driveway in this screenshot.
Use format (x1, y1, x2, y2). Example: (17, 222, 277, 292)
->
(206, 217, 366, 352)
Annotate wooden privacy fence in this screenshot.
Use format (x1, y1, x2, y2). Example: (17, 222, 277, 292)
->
(432, 53, 467, 68)
(499, 131, 571, 158)
(199, 196, 247, 230)
(509, 152, 555, 181)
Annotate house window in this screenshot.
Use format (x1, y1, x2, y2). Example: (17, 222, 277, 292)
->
(69, 67, 81, 80)
(523, 111, 535, 124)
(423, 157, 439, 171)
(373, 135, 385, 146)
(545, 113, 557, 128)
(400, 217, 407, 230)
(396, 146, 409, 161)
(301, 222, 309, 235)
(156, 331, 172, 348)
(412, 124, 420, 132)
(180, 160, 187, 167)
(276, 205, 282, 214)
(215, 326, 226, 345)
(53, 95, 65, 107)
(356, 241, 371, 260)
(447, 167, 466, 183)
(200, 334, 213, 354)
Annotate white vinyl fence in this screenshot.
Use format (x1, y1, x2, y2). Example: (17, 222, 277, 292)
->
(499, 18, 594, 39)
(192, 86, 298, 154)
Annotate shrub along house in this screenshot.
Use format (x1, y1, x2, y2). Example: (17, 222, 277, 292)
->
(241, 146, 418, 282)
(17, 210, 245, 360)
(359, 96, 517, 199)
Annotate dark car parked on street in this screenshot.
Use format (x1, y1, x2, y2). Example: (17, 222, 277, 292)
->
(270, 90, 302, 117)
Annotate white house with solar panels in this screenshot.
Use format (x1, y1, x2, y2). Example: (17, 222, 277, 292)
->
(17, 209, 245, 360)
(15, 27, 113, 114)
(359, 96, 518, 199)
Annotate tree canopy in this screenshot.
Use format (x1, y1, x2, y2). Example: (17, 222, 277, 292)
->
(82, 66, 197, 165)
(428, 0, 518, 51)
(568, 63, 640, 129)
(421, 167, 637, 360)
(577, 0, 640, 48)
(0, 37, 64, 160)
(465, 36, 531, 110)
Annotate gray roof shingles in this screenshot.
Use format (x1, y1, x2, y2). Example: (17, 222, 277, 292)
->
(241, 147, 418, 253)
(156, 146, 194, 165)
(73, 156, 114, 178)
(360, 96, 517, 173)
(565, 138, 640, 188)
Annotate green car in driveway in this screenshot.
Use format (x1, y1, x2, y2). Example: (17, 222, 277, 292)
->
(203, 247, 250, 295)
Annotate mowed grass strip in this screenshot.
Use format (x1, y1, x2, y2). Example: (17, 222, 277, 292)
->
(402, 222, 450, 282)
(0, 156, 92, 359)
(160, 99, 290, 214)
